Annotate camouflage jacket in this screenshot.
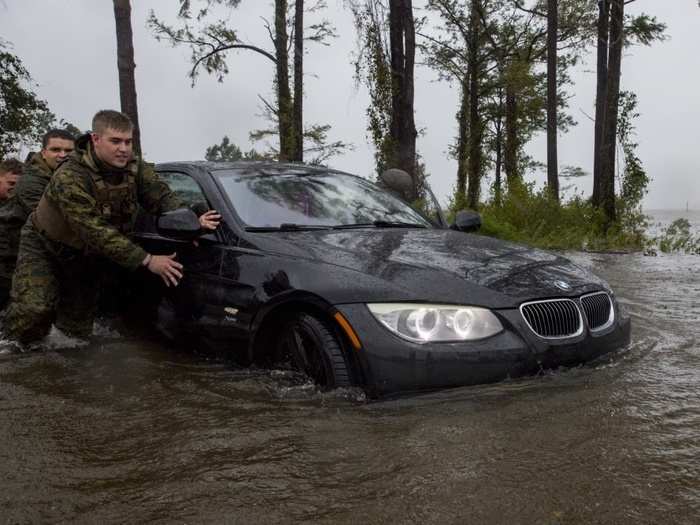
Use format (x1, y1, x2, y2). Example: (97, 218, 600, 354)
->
(41, 134, 183, 271)
(0, 197, 20, 285)
(0, 153, 54, 283)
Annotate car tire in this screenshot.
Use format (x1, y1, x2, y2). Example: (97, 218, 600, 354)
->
(278, 312, 352, 390)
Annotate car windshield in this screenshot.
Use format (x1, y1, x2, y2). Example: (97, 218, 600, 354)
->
(215, 168, 432, 229)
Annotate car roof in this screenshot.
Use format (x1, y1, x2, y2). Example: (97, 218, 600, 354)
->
(155, 160, 350, 177)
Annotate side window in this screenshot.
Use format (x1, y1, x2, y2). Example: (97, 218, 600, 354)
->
(134, 171, 209, 234)
(158, 171, 208, 209)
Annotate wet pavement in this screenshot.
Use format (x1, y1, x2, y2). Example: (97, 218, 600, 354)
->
(1, 251, 699, 523)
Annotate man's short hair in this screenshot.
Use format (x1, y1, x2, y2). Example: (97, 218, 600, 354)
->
(92, 110, 133, 135)
(42, 128, 76, 148)
(0, 158, 24, 175)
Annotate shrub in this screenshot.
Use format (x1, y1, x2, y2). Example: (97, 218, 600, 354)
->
(462, 183, 648, 252)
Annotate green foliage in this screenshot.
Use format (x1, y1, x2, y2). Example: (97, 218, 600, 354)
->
(466, 84, 658, 253)
(610, 90, 650, 247)
(349, 1, 395, 177)
(148, 2, 253, 85)
(150, 0, 344, 163)
(471, 183, 647, 251)
(653, 219, 700, 255)
(560, 165, 587, 178)
(301, 124, 354, 166)
(248, 103, 352, 164)
(617, 91, 648, 208)
(624, 14, 667, 47)
(176, 0, 242, 21)
(204, 135, 268, 161)
(421, 0, 590, 199)
(0, 40, 55, 159)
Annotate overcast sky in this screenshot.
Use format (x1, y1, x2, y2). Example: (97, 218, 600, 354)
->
(1, 0, 697, 209)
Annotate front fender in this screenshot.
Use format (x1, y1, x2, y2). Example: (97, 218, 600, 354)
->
(246, 290, 336, 362)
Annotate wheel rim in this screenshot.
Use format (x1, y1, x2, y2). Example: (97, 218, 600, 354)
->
(283, 323, 332, 387)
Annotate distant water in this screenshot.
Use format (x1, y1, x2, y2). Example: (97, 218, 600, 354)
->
(645, 209, 700, 236)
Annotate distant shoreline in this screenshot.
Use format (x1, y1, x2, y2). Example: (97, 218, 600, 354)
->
(644, 209, 699, 213)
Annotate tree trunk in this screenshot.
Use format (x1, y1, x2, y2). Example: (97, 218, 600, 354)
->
(275, 0, 294, 161)
(494, 91, 504, 206)
(292, 0, 304, 162)
(113, 0, 141, 155)
(466, 0, 483, 210)
(600, 0, 624, 225)
(389, 0, 418, 200)
(455, 75, 469, 210)
(592, 0, 610, 207)
(504, 78, 519, 189)
(546, 0, 559, 201)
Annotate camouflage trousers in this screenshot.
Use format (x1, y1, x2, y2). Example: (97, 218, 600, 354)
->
(1, 221, 100, 344)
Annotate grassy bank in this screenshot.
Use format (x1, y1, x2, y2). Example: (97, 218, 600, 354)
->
(462, 185, 648, 252)
(460, 186, 700, 254)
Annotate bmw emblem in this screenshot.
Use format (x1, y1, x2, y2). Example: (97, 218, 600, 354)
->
(554, 280, 572, 291)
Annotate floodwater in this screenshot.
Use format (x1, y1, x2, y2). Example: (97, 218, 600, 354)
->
(1, 251, 699, 522)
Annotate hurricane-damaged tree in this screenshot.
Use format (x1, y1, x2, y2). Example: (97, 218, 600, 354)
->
(475, 3, 549, 203)
(113, 0, 142, 155)
(149, 0, 345, 163)
(510, 0, 597, 202)
(546, 0, 558, 201)
(350, 0, 420, 201)
(592, 0, 665, 228)
(422, 0, 585, 210)
(388, 0, 419, 200)
(420, 0, 491, 210)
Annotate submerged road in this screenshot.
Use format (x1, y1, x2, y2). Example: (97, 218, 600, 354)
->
(1, 252, 699, 523)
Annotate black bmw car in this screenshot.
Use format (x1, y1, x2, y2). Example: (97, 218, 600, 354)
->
(131, 161, 631, 397)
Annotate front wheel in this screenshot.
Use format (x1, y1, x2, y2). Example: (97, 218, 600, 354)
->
(278, 312, 351, 390)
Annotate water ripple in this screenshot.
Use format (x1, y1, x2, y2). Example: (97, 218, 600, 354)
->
(1, 252, 699, 523)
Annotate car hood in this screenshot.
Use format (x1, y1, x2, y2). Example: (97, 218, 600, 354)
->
(253, 228, 608, 306)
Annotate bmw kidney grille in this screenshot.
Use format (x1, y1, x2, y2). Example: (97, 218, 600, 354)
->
(520, 298, 583, 339)
(580, 292, 614, 331)
(520, 292, 614, 339)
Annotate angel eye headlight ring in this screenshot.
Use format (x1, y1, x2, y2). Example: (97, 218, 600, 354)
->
(366, 303, 503, 343)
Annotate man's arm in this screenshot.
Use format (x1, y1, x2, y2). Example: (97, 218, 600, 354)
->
(49, 170, 148, 271)
(137, 163, 183, 215)
(137, 163, 221, 232)
(14, 170, 49, 219)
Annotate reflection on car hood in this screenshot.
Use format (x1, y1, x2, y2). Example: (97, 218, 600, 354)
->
(263, 228, 608, 302)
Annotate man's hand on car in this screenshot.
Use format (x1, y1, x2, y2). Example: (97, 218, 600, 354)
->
(199, 210, 221, 231)
(144, 253, 183, 287)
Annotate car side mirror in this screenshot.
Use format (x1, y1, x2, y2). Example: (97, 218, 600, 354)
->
(451, 210, 482, 232)
(379, 168, 414, 200)
(157, 208, 201, 241)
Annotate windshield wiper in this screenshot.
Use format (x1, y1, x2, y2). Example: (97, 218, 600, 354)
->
(245, 223, 333, 232)
(333, 220, 428, 230)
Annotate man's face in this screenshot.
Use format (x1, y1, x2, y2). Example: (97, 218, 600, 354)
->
(92, 127, 134, 169)
(42, 137, 75, 170)
(0, 172, 20, 200)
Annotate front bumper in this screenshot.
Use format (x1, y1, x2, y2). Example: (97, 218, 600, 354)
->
(335, 303, 631, 396)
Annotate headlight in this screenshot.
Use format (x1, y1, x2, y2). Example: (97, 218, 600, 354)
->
(366, 303, 503, 343)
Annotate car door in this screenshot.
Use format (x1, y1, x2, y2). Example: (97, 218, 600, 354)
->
(132, 169, 227, 345)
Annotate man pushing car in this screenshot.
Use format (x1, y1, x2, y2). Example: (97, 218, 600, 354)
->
(1, 110, 221, 346)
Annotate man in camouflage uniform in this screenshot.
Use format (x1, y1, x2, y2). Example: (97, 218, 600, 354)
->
(0, 159, 25, 308)
(0, 159, 23, 202)
(1, 110, 220, 344)
(0, 130, 75, 310)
